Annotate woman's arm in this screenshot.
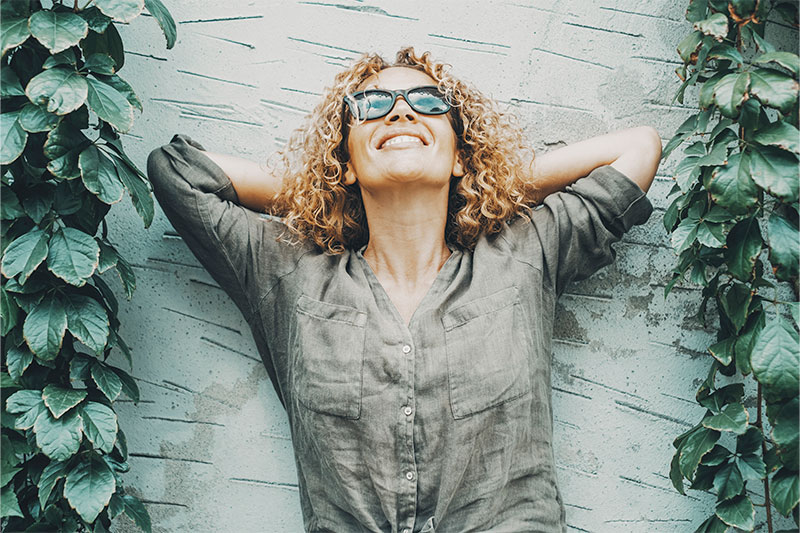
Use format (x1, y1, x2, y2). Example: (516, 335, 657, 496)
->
(203, 151, 284, 211)
(530, 126, 662, 202)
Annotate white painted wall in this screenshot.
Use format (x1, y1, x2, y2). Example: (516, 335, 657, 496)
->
(107, 1, 796, 531)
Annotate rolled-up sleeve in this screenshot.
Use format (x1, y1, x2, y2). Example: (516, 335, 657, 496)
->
(147, 134, 293, 321)
(526, 165, 653, 296)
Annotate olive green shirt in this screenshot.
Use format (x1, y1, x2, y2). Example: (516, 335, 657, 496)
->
(147, 135, 653, 533)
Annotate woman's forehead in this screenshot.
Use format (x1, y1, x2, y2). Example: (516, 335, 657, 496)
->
(357, 67, 436, 91)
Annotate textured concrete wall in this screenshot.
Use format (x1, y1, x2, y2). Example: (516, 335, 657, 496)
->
(106, 1, 796, 532)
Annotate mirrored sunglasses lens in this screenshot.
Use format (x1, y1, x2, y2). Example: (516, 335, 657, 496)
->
(409, 88, 449, 114)
(358, 91, 393, 119)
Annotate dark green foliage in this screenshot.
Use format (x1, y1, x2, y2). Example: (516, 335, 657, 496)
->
(1, 1, 176, 531)
(665, 1, 799, 531)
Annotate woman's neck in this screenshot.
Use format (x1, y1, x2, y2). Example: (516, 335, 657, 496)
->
(360, 185, 451, 323)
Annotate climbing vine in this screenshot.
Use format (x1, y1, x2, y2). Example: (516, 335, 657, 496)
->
(664, 0, 799, 531)
(1, 0, 176, 531)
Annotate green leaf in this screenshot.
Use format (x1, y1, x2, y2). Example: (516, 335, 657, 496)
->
(691, 463, 719, 490)
(64, 453, 116, 523)
(771, 467, 800, 516)
(1, 185, 25, 220)
(144, 0, 177, 49)
(0, 286, 20, 336)
(2, 229, 50, 283)
(6, 345, 33, 380)
(70, 353, 94, 382)
(749, 68, 800, 115)
(42, 384, 87, 419)
(33, 409, 83, 461)
(672, 216, 700, 254)
(735, 311, 764, 375)
(29, 10, 88, 54)
(1, 484, 23, 518)
(753, 120, 800, 154)
(1, 16, 31, 56)
(700, 72, 725, 109)
(95, 0, 145, 23)
(111, 153, 154, 227)
(736, 453, 766, 482)
(755, 51, 800, 75)
(677, 31, 703, 64)
(680, 427, 721, 479)
(122, 494, 152, 533)
(703, 402, 748, 434)
(1, 67, 24, 96)
(42, 49, 78, 69)
(86, 77, 134, 132)
(23, 294, 67, 360)
(697, 222, 726, 248)
(108, 492, 124, 518)
(91, 362, 122, 402)
(694, 13, 728, 41)
(707, 43, 743, 64)
(715, 493, 754, 530)
(749, 145, 799, 203)
(719, 282, 752, 332)
(694, 514, 729, 533)
(84, 53, 116, 75)
(751, 317, 800, 401)
(64, 293, 109, 355)
(25, 67, 89, 116)
(723, 217, 762, 281)
(80, 402, 117, 453)
(6, 389, 45, 430)
(114, 254, 136, 299)
(18, 103, 61, 133)
(0, 110, 28, 165)
(772, 397, 799, 470)
(768, 211, 799, 283)
(699, 383, 744, 414)
(81, 26, 124, 72)
(112, 366, 139, 402)
(47, 227, 100, 287)
(671, 450, 686, 494)
(737, 427, 763, 455)
(707, 152, 758, 214)
(97, 240, 118, 273)
(713, 461, 744, 501)
(96, 75, 142, 112)
(44, 121, 90, 180)
(708, 337, 735, 365)
(80, 145, 125, 204)
(713, 72, 750, 118)
(38, 460, 69, 508)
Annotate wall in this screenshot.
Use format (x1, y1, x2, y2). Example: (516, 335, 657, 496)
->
(107, 1, 796, 531)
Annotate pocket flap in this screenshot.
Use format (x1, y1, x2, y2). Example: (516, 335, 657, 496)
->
(442, 287, 519, 331)
(296, 294, 367, 327)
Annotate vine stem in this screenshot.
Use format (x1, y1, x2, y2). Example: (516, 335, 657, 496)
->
(756, 381, 774, 533)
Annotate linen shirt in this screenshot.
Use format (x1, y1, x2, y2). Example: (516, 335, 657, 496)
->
(147, 135, 653, 533)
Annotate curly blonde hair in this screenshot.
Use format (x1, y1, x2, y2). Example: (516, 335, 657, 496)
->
(270, 47, 536, 253)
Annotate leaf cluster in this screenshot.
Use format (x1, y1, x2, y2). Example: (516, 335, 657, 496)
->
(665, 1, 799, 531)
(1, 0, 176, 531)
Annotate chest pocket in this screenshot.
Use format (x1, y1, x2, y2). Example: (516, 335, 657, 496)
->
(442, 287, 532, 419)
(292, 295, 367, 419)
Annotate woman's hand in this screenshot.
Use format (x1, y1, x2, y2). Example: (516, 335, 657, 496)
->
(203, 151, 283, 212)
(529, 126, 662, 202)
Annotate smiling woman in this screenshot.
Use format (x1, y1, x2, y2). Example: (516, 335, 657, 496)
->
(146, 47, 661, 532)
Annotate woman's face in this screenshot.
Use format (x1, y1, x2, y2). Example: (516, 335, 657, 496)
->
(344, 67, 463, 191)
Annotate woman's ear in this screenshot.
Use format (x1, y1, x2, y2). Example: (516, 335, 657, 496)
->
(452, 154, 465, 178)
(344, 165, 357, 185)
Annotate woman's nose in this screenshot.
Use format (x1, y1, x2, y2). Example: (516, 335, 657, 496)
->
(385, 96, 417, 123)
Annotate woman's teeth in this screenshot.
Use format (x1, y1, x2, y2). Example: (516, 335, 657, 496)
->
(382, 135, 422, 148)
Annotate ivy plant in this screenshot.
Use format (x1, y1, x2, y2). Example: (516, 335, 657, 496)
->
(1, 0, 176, 531)
(664, 0, 799, 531)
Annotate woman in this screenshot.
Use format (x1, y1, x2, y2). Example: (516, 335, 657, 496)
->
(147, 47, 660, 532)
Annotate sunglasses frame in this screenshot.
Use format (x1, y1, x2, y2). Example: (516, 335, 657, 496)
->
(344, 85, 452, 121)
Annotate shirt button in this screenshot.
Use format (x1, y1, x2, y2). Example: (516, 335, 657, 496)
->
(405, 471, 415, 481)
(403, 406, 413, 416)
(402, 344, 412, 354)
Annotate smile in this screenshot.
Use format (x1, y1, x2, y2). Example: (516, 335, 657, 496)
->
(379, 135, 425, 149)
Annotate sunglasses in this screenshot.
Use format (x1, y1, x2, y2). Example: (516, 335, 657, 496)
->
(344, 86, 452, 121)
